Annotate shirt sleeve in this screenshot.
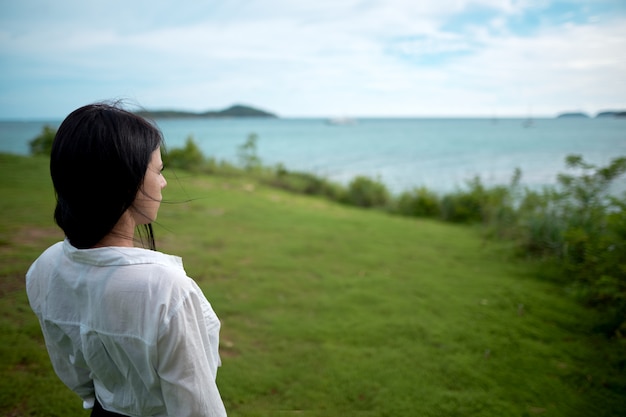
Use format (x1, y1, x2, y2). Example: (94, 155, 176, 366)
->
(39, 321, 96, 409)
(157, 289, 227, 417)
(27, 254, 96, 409)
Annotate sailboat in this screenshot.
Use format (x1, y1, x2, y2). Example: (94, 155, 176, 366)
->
(326, 116, 357, 126)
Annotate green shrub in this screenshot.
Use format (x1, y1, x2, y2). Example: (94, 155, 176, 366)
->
(518, 205, 567, 257)
(439, 178, 485, 223)
(555, 156, 625, 276)
(204, 157, 241, 176)
(270, 167, 344, 199)
(509, 155, 626, 333)
(565, 204, 626, 334)
(29, 125, 56, 156)
(439, 172, 520, 227)
(237, 133, 262, 171)
(394, 186, 440, 218)
(163, 136, 205, 171)
(342, 176, 390, 208)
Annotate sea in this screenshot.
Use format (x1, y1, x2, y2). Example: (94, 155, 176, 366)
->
(1, 117, 625, 195)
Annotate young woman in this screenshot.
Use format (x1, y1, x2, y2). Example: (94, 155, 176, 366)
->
(26, 103, 227, 416)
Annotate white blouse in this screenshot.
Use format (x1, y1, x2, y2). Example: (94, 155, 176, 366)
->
(26, 240, 227, 417)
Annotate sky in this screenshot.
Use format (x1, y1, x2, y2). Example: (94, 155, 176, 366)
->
(1, 0, 625, 119)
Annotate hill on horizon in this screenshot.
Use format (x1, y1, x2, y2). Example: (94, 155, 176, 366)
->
(135, 104, 277, 119)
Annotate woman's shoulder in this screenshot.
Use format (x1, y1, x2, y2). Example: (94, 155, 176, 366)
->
(118, 248, 200, 293)
(38, 240, 65, 258)
(27, 241, 65, 274)
(61, 241, 196, 294)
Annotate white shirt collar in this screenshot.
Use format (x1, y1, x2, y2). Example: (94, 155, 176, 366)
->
(62, 239, 184, 269)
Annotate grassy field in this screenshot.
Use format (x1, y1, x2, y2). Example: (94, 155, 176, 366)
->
(1, 153, 624, 417)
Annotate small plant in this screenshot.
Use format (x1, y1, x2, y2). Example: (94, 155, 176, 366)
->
(342, 175, 390, 208)
(394, 186, 440, 218)
(270, 168, 344, 199)
(438, 171, 520, 227)
(29, 125, 56, 156)
(163, 136, 205, 171)
(439, 177, 485, 223)
(237, 133, 262, 171)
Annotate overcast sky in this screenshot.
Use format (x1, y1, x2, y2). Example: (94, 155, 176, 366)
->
(1, 0, 625, 119)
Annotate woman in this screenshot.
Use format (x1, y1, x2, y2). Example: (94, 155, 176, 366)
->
(26, 103, 227, 416)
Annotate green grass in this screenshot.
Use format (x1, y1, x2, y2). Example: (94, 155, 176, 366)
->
(1, 153, 624, 417)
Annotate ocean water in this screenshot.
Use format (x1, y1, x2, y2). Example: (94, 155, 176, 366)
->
(1, 117, 625, 194)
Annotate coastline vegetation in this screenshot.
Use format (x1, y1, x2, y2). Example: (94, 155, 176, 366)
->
(1, 127, 623, 415)
(154, 131, 626, 335)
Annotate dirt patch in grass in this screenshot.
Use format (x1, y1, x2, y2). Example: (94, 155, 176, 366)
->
(218, 327, 241, 358)
(0, 226, 62, 295)
(12, 226, 62, 247)
(0, 272, 28, 297)
(4, 403, 27, 417)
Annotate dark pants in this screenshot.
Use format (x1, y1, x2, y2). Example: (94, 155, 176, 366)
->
(91, 399, 128, 417)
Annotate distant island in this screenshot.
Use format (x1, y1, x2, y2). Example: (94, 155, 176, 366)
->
(596, 110, 626, 118)
(556, 112, 590, 119)
(135, 104, 278, 119)
(556, 110, 626, 119)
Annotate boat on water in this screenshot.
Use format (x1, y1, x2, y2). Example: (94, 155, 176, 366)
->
(326, 117, 357, 126)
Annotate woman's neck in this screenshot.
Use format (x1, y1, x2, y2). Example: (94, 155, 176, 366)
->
(94, 211, 136, 248)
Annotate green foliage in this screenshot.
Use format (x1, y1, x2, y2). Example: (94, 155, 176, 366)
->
(270, 166, 344, 199)
(163, 136, 205, 171)
(203, 157, 241, 176)
(440, 190, 483, 223)
(512, 156, 626, 333)
(342, 175, 390, 208)
(439, 171, 520, 227)
(558, 157, 626, 323)
(29, 125, 56, 156)
(237, 133, 262, 171)
(393, 186, 440, 217)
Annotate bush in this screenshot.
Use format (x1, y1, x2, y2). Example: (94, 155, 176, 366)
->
(237, 133, 262, 171)
(439, 178, 486, 223)
(29, 125, 56, 156)
(163, 136, 205, 171)
(557, 157, 626, 326)
(270, 167, 344, 199)
(342, 176, 390, 208)
(204, 157, 241, 176)
(508, 155, 626, 334)
(394, 187, 440, 218)
(438, 172, 520, 227)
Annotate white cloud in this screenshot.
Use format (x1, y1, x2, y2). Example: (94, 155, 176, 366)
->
(0, 0, 625, 117)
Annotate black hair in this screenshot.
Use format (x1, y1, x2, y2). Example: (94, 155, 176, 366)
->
(50, 103, 163, 250)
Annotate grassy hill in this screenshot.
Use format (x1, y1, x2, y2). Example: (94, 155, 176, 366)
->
(1, 153, 624, 416)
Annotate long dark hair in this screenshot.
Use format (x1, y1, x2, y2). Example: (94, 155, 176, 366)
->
(50, 103, 163, 250)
